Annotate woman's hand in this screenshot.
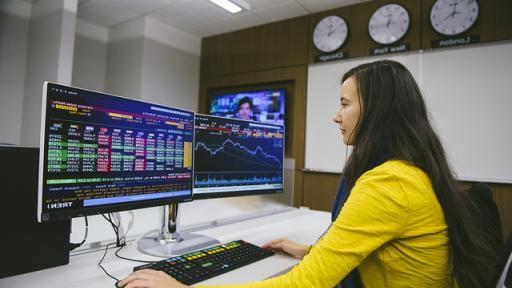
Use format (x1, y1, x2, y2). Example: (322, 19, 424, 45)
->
(262, 238, 309, 259)
(117, 269, 190, 288)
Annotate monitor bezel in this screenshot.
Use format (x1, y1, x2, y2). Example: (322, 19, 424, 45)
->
(38, 82, 195, 222)
(192, 113, 285, 200)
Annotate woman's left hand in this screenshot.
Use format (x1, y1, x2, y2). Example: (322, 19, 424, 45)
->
(117, 269, 190, 288)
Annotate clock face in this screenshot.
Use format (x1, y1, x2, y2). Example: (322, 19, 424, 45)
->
(368, 4, 410, 45)
(430, 0, 479, 36)
(313, 15, 348, 53)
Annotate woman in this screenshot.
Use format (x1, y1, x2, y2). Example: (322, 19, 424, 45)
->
(118, 60, 500, 288)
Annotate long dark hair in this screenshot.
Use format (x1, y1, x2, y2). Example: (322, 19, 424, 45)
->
(341, 60, 501, 288)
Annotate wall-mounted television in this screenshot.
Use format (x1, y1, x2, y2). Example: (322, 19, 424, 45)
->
(209, 88, 285, 125)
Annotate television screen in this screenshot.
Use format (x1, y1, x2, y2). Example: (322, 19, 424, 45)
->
(209, 89, 285, 125)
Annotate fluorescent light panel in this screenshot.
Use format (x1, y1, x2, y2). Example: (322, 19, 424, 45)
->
(208, 0, 243, 13)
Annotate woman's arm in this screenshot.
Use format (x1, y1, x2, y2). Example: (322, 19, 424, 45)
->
(120, 170, 407, 288)
(197, 170, 408, 288)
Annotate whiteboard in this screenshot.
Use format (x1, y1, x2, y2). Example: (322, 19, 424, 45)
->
(305, 42, 512, 183)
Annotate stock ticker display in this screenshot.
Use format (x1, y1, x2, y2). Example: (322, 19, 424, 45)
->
(40, 83, 194, 219)
(194, 115, 284, 197)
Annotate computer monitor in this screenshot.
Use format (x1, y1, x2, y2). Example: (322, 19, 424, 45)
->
(209, 88, 285, 125)
(38, 82, 195, 221)
(193, 114, 284, 199)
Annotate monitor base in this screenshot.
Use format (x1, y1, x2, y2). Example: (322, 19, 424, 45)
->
(137, 231, 220, 257)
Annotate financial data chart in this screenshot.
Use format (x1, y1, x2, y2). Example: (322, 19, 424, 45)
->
(194, 115, 284, 198)
(39, 83, 194, 221)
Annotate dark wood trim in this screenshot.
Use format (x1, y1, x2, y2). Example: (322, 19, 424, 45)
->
(200, 16, 309, 78)
(308, 0, 422, 63)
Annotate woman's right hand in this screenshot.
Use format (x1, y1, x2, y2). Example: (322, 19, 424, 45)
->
(262, 238, 309, 259)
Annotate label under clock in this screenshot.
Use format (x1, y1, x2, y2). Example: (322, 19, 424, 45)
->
(315, 51, 348, 63)
(431, 35, 480, 48)
(369, 43, 410, 56)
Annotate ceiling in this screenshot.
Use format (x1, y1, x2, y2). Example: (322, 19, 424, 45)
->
(75, 0, 369, 38)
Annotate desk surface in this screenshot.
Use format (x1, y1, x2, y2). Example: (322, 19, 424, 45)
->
(0, 208, 330, 288)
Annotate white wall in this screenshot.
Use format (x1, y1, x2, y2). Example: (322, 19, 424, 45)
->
(105, 17, 145, 99)
(0, 0, 31, 145)
(72, 19, 108, 92)
(305, 42, 512, 183)
(20, 0, 77, 147)
(140, 17, 200, 111)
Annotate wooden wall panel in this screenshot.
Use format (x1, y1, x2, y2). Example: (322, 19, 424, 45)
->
(421, 0, 512, 49)
(302, 172, 340, 211)
(309, 0, 422, 63)
(490, 183, 512, 238)
(201, 16, 309, 78)
(199, 0, 512, 232)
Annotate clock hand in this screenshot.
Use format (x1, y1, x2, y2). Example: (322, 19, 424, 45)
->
(327, 27, 334, 37)
(451, 1, 459, 13)
(383, 13, 392, 28)
(444, 4, 460, 20)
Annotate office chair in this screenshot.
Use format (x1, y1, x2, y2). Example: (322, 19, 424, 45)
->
(494, 233, 512, 287)
(465, 183, 512, 288)
(467, 183, 503, 242)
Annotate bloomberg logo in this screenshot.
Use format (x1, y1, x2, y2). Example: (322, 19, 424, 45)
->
(47, 202, 73, 210)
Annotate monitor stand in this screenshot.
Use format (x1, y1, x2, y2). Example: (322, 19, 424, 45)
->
(138, 203, 220, 257)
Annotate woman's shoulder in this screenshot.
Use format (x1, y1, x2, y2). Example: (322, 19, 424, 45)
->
(356, 160, 433, 196)
(365, 160, 429, 182)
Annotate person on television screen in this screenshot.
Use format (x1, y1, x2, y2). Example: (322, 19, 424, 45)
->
(117, 60, 502, 288)
(236, 96, 254, 121)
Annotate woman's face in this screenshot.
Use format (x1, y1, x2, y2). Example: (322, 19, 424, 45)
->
(333, 76, 361, 145)
(238, 102, 252, 120)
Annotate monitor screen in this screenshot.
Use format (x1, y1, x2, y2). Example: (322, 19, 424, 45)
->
(209, 88, 285, 125)
(38, 82, 194, 222)
(193, 114, 284, 199)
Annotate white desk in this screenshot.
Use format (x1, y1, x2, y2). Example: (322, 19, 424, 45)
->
(0, 208, 330, 288)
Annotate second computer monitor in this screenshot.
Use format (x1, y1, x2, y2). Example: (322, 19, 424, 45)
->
(193, 114, 284, 199)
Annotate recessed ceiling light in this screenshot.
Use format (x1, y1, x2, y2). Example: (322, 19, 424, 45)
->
(208, 0, 250, 14)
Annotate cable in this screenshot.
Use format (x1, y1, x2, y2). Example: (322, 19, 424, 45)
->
(69, 216, 89, 251)
(114, 245, 155, 264)
(118, 211, 134, 246)
(99, 217, 153, 281)
(98, 242, 120, 282)
(102, 213, 120, 247)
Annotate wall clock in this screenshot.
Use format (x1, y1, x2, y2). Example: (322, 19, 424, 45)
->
(430, 0, 479, 36)
(368, 3, 410, 45)
(313, 15, 349, 53)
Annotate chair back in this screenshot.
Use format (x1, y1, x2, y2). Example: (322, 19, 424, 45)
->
(467, 183, 503, 242)
(495, 233, 512, 288)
